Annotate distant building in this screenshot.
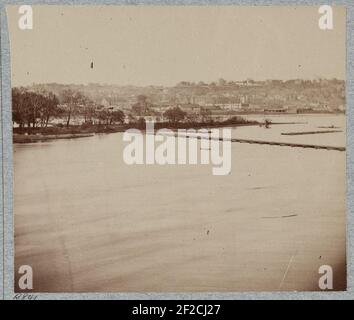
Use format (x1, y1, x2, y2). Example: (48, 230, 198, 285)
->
(151, 104, 172, 113)
(217, 103, 242, 111)
(178, 104, 202, 114)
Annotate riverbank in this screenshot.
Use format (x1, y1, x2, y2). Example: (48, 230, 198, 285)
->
(13, 133, 95, 143)
(13, 117, 262, 143)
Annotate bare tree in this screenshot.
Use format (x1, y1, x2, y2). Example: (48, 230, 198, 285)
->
(59, 89, 85, 128)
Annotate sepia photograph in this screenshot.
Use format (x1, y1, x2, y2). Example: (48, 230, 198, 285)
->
(7, 5, 346, 292)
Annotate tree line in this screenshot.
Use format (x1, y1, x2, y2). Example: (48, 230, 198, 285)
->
(12, 88, 125, 130)
(12, 88, 254, 133)
(12, 88, 60, 129)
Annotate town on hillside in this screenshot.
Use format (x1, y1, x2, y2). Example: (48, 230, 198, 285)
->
(12, 78, 345, 132)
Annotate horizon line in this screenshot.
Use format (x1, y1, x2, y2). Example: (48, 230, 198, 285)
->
(12, 77, 346, 88)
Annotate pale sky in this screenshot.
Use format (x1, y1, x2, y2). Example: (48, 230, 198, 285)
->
(7, 5, 346, 87)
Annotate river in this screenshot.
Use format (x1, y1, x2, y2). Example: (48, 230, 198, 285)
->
(14, 114, 346, 292)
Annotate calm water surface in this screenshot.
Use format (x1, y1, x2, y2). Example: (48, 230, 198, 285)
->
(14, 115, 346, 291)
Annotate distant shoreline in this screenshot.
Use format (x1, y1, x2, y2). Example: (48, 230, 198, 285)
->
(13, 121, 260, 144)
(12, 112, 345, 144)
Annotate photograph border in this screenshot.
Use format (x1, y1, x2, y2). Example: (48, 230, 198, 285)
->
(1, 0, 353, 300)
